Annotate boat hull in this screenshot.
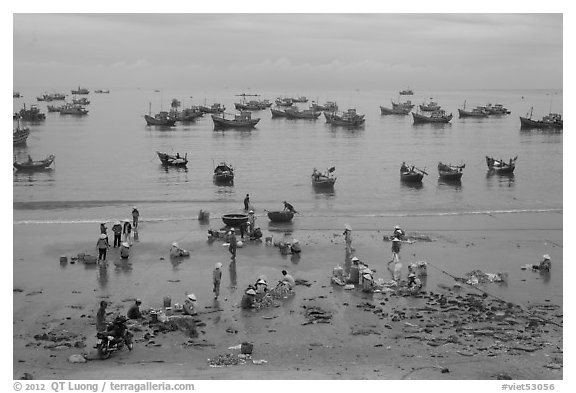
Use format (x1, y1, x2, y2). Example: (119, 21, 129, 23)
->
(13, 129, 30, 145)
(267, 211, 294, 223)
(486, 156, 516, 174)
(401, 172, 424, 183)
(438, 171, 463, 181)
(14, 155, 55, 171)
(270, 108, 289, 118)
(157, 152, 188, 167)
(412, 113, 452, 124)
(222, 213, 249, 227)
(458, 109, 487, 118)
(212, 115, 260, 129)
(145, 115, 176, 126)
(380, 106, 410, 115)
(519, 116, 563, 129)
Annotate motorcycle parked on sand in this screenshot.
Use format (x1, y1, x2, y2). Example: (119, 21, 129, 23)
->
(95, 316, 134, 359)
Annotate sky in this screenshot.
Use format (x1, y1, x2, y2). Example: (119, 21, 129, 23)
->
(12, 13, 563, 92)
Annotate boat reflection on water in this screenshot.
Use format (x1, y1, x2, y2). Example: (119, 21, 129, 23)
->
(437, 178, 463, 190)
(400, 181, 423, 190)
(486, 171, 515, 188)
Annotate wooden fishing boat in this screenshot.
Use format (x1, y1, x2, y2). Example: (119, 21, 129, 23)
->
(71, 86, 89, 95)
(458, 101, 488, 118)
(486, 156, 517, 174)
(14, 154, 55, 171)
(234, 94, 271, 110)
(399, 88, 414, 95)
(412, 109, 452, 124)
(270, 108, 290, 118)
(291, 96, 308, 103)
(400, 163, 427, 183)
(213, 162, 234, 183)
(325, 109, 365, 126)
(222, 213, 249, 227)
(519, 107, 562, 129)
(391, 99, 414, 110)
(212, 111, 260, 129)
(157, 151, 188, 167)
(13, 92, 21, 98)
(60, 104, 89, 115)
(285, 108, 321, 119)
(311, 101, 338, 112)
(13, 124, 30, 145)
(267, 211, 294, 223)
(275, 97, 294, 106)
(312, 167, 336, 188)
(94, 89, 110, 94)
(380, 105, 411, 115)
(438, 162, 465, 181)
(170, 107, 203, 121)
(72, 97, 90, 105)
(199, 103, 225, 114)
(484, 103, 510, 115)
(145, 111, 176, 126)
(47, 105, 63, 113)
(18, 104, 46, 121)
(419, 100, 441, 112)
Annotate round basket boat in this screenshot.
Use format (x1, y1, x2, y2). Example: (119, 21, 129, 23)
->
(267, 211, 294, 223)
(221, 213, 249, 227)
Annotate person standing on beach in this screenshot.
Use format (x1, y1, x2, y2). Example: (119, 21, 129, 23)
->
(96, 301, 108, 332)
(244, 194, 250, 211)
(228, 230, 237, 260)
(96, 234, 109, 262)
(391, 237, 401, 262)
(100, 222, 109, 245)
(343, 225, 353, 254)
(122, 219, 132, 245)
(111, 221, 122, 248)
(213, 263, 222, 299)
(248, 210, 256, 234)
(132, 207, 140, 229)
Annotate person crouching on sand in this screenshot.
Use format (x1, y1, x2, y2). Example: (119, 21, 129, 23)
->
(127, 299, 143, 319)
(183, 293, 198, 316)
(120, 242, 130, 259)
(241, 287, 256, 309)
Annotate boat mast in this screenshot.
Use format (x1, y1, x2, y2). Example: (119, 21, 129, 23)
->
(148, 102, 151, 116)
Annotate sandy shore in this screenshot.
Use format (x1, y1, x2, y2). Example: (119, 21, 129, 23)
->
(12, 211, 563, 380)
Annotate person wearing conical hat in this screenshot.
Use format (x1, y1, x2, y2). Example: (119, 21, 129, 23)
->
(393, 225, 405, 240)
(120, 242, 130, 259)
(343, 224, 353, 254)
(111, 220, 123, 248)
(391, 237, 401, 263)
(183, 293, 198, 315)
(132, 206, 140, 229)
(241, 287, 257, 309)
(213, 263, 223, 299)
(96, 233, 110, 262)
(122, 219, 132, 245)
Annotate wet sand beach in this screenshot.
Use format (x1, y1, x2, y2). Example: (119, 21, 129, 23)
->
(12, 210, 562, 380)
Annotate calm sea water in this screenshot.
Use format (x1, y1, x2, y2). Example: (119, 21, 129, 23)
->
(13, 88, 563, 225)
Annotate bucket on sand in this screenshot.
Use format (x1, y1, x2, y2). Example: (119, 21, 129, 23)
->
(84, 255, 97, 264)
(150, 311, 159, 323)
(60, 255, 68, 263)
(163, 296, 172, 308)
(241, 342, 254, 354)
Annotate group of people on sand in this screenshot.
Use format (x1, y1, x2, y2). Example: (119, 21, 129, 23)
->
(240, 269, 296, 309)
(96, 207, 140, 262)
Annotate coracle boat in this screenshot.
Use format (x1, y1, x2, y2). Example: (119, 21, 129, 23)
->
(285, 108, 321, 119)
(458, 101, 488, 118)
(267, 211, 294, 223)
(311, 167, 336, 188)
(13, 123, 30, 145)
(213, 162, 234, 183)
(311, 101, 338, 112)
(60, 104, 88, 115)
(14, 154, 55, 171)
(400, 163, 427, 183)
(71, 86, 89, 95)
(438, 162, 465, 181)
(212, 111, 260, 129)
(412, 109, 452, 124)
(391, 99, 414, 110)
(486, 156, 517, 174)
(519, 107, 562, 129)
(399, 88, 414, 95)
(380, 105, 411, 115)
(145, 111, 176, 126)
(222, 213, 249, 227)
(157, 152, 188, 167)
(419, 100, 441, 112)
(325, 108, 365, 127)
(19, 104, 46, 121)
(484, 103, 510, 115)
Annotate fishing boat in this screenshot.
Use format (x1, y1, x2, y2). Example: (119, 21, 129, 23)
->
(14, 154, 55, 171)
(380, 105, 411, 115)
(18, 104, 46, 121)
(212, 111, 260, 129)
(199, 103, 225, 114)
(519, 107, 563, 129)
(270, 107, 291, 118)
(213, 162, 234, 183)
(437, 162, 465, 181)
(291, 96, 308, 103)
(399, 88, 414, 95)
(458, 101, 488, 118)
(285, 108, 321, 119)
(13, 122, 30, 145)
(275, 97, 294, 107)
(170, 107, 203, 122)
(234, 94, 272, 110)
(391, 99, 414, 110)
(486, 156, 517, 174)
(412, 109, 452, 124)
(484, 103, 510, 115)
(94, 89, 110, 94)
(71, 86, 89, 95)
(47, 105, 63, 113)
(37, 93, 65, 101)
(311, 101, 338, 112)
(13, 92, 21, 98)
(60, 104, 88, 115)
(311, 167, 336, 188)
(156, 152, 188, 167)
(145, 111, 176, 126)
(325, 109, 365, 127)
(222, 213, 249, 227)
(267, 211, 294, 223)
(419, 100, 441, 112)
(72, 97, 90, 105)
(400, 163, 427, 183)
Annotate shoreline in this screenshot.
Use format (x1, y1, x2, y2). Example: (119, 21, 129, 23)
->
(13, 210, 563, 380)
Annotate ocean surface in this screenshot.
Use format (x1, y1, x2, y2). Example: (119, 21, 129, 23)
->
(13, 88, 563, 225)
